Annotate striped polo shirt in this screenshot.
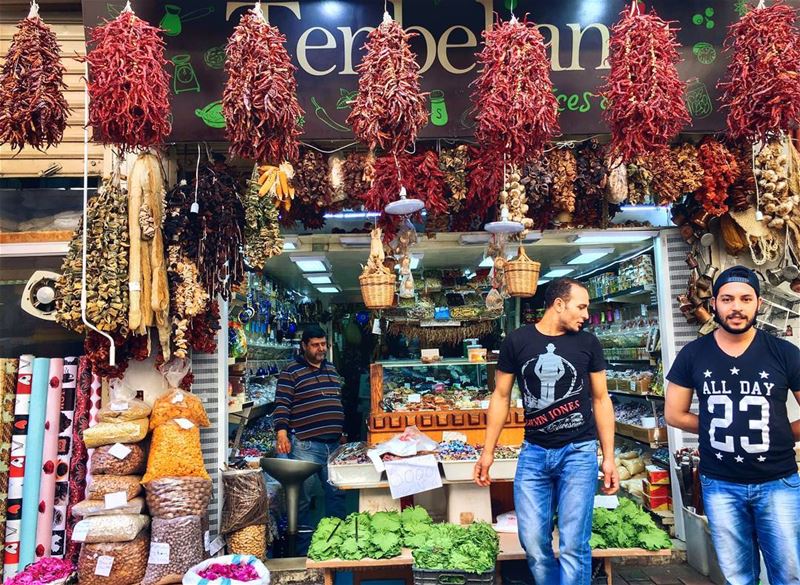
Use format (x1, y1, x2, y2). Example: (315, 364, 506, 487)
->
(273, 355, 344, 441)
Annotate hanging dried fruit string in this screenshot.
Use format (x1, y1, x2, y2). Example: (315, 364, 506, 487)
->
(347, 11, 428, 155)
(718, 0, 800, 141)
(548, 148, 578, 215)
(574, 140, 614, 228)
(439, 146, 470, 215)
(84, 2, 171, 150)
(340, 152, 375, 211)
(728, 141, 757, 211)
(223, 2, 303, 164)
(601, 1, 690, 161)
(0, 1, 70, 151)
(519, 159, 555, 230)
(696, 138, 740, 216)
(472, 15, 559, 166)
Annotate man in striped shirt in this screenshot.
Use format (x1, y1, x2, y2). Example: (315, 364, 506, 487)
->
(274, 325, 347, 543)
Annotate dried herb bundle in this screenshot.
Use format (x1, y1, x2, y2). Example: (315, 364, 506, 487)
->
(243, 165, 283, 272)
(718, 1, 800, 141)
(548, 148, 578, 213)
(472, 16, 559, 164)
(574, 141, 610, 227)
(347, 13, 428, 154)
(440, 145, 470, 214)
(0, 6, 69, 151)
(223, 5, 303, 163)
(696, 138, 739, 216)
(85, 8, 171, 150)
(601, 3, 690, 161)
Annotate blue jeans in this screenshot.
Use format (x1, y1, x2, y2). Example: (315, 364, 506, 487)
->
(514, 439, 599, 585)
(702, 473, 800, 585)
(289, 437, 347, 525)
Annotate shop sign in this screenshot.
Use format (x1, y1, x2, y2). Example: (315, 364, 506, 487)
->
(81, 0, 797, 141)
(385, 454, 443, 499)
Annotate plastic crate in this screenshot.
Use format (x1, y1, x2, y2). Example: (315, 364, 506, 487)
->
(491, 459, 518, 479)
(412, 567, 495, 585)
(441, 460, 477, 481)
(328, 462, 383, 486)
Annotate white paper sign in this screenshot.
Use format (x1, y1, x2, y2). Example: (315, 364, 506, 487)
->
(171, 392, 185, 404)
(95, 556, 114, 577)
(372, 318, 382, 335)
(480, 400, 490, 409)
(104, 491, 128, 510)
(72, 521, 90, 542)
(148, 542, 171, 565)
(109, 401, 129, 412)
(593, 495, 620, 509)
(208, 536, 226, 556)
(174, 418, 194, 430)
(441, 431, 467, 443)
(407, 393, 422, 404)
(204, 531, 211, 551)
(384, 454, 443, 499)
(108, 443, 131, 460)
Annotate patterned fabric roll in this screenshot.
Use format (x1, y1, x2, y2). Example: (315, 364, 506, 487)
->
(0, 358, 19, 576)
(64, 357, 92, 566)
(35, 358, 63, 559)
(3, 354, 33, 581)
(51, 356, 77, 559)
(85, 372, 102, 483)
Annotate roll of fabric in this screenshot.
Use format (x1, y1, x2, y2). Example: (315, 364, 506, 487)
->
(85, 372, 102, 483)
(3, 354, 33, 581)
(0, 358, 19, 576)
(51, 356, 77, 559)
(19, 357, 51, 569)
(64, 357, 91, 566)
(35, 358, 63, 560)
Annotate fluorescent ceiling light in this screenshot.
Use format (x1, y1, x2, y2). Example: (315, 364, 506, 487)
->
(306, 275, 332, 285)
(316, 286, 341, 293)
(538, 279, 551, 285)
(290, 254, 329, 273)
(338, 235, 371, 248)
(283, 236, 300, 251)
(479, 256, 494, 268)
(565, 247, 615, 265)
(544, 266, 575, 278)
(395, 253, 423, 271)
(570, 232, 652, 245)
(459, 233, 492, 245)
(524, 231, 543, 242)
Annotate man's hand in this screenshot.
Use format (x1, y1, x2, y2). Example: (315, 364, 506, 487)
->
(276, 430, 291, 455)
(600, 457, 620, 495)
(474, 452, 494, 487)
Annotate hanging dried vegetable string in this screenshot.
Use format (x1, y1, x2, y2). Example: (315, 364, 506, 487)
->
(696, 138, 739, 216)
(258, 162, 296, 213)
(728, 141, 756, 211)
(83, 331, 148, 380)
(626, 158, 655, 205)
(340, 151, 375, 211)
(645, 150, 682, 206)
(84, 6, 171, 150)
(605, 157, 629, 205)
(347, 12, 428, 154)
(243, 164, 283, 271)
(672, 143, 705, 196)
(327, 154, 348, 213)
(574, 140, 613, 228)
(223, 3, 302, 163)
(293, 150, 336, 214)
(0, 3, 69, 151)
(519, 160, 555, 230)
(439, 146, 470, 214)
(461, 146, 504, 231)
(755, 138, 793, 228)
(363, 152, 447, 216)
(472, 16, 559, 165)
(548, 148, 577, 214)
(718, 0, 800, 141)
(500, 167, 533, 232)
(601, 2, 690, 161)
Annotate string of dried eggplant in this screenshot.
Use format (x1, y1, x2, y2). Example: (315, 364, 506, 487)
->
(548, 148, 578, 213)
(519, 159, 555, 230)
(244, 164, 283, 271)
(439, 146, 470, 214)
(574, 140, 612, 228)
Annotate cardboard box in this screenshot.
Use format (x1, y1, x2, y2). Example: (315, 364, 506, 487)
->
(643, 492, 672, 512)
(646, 465, 670, 485)
(643, 479, 671, 499)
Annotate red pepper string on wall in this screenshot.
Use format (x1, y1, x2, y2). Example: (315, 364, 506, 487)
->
(84, 2, 171, 151)
(0, 1, 70, 151)
(347, 11, 428, 155)
(471, 14, 559, 166)
(696, 137, 740, 217)
(601, 1, 690, 162)
(718, 0, 800, 142)
(223, 1, 303, 164)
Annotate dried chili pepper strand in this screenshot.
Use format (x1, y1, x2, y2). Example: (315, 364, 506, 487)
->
(472, 15, 559, 165)
(465, 146, 505, 226)
(223, 5, 303, 164)
(601, 2, 690, 161)
(84, 8, 171, 150)
(0, 5, 70, 151)
(696, 138, 739, 216)
(719, 1, 800, 141)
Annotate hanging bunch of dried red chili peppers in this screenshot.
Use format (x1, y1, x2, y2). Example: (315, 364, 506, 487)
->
(363, 152, 447, 216)
(718, 0, 800, 141)
(696, 138, 740, 216)
(462, 146, 505, 230)
(223, 3, 303, 164)
(85, 4, 170, 150)
(0, 3, 70, 151)
(601, 1, 690, 162)
(347, 12, 428, 155)
(472, 15, 559, 165)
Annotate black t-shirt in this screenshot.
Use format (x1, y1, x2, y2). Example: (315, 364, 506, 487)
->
(497, 325, 606, 448)
(667, 329, 800, 483)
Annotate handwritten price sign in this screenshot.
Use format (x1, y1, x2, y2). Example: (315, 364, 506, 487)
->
(384, 454, 443, 499)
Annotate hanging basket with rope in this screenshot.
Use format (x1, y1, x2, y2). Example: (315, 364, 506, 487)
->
(504, 246, 541, 298)
(359, 228, 396, 309)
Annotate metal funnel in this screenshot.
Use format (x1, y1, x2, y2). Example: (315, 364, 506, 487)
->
(261, 457, 322, 557)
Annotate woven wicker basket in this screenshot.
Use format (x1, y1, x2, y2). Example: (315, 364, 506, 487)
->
(359, 272, 396, 309)
(504, 246, 541, 297)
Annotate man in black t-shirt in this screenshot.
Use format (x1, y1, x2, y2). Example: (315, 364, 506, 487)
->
(666, 265, 800, 585)
(474, 278, 618, 585)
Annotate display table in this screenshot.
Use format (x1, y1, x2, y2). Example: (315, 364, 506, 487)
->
(306, 531, 672, 585)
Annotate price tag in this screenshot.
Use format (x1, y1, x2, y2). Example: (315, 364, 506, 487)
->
(630, 381, 637, 393)
(371, 318, 382, 335)
(174, 418, 194, 430)
(204, 531, 210, 551)
(108, 443, 131, 460)
(171, 392, 185, 404)
(148, 542, 170, 565)
(208, 536, 226, 556)
(128, 281, 141, 292)
(104, 491, 128, 510)
(109, 401, 129, 412)
(73, 521, 90, 542)
(407, 393, 421, 403)
(384, 454, 442, 499)
(516, 399, 523, 408)
(480, 400, 490, 409)
(95, 556, 114, 577)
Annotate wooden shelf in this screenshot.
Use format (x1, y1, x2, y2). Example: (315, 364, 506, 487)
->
(610, 389, 664, 400)
(590, 285, 655, 306)
(616, 422, 668, 447)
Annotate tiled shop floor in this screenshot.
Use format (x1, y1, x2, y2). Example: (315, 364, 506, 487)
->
(605, 564, 715, 585)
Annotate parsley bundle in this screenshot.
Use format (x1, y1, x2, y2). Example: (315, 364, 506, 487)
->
(590, 498, 672, 551)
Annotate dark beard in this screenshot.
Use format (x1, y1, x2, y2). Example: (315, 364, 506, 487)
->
(713, 310, 757, 334)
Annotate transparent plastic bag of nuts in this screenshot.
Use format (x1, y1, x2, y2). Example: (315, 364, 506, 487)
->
(97, 379, 152, 423)
(86, 474, 143, 501)
(142, 515, 205, 585)
(72, 514, 150, 543)
(144, 477, 213, 519)
(72, 497, 145, 518)
(220, 469, 269, 535)
(78, 529, 149, 585)
(90, 443, 147, 475)
(227, 524, 267, 561)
